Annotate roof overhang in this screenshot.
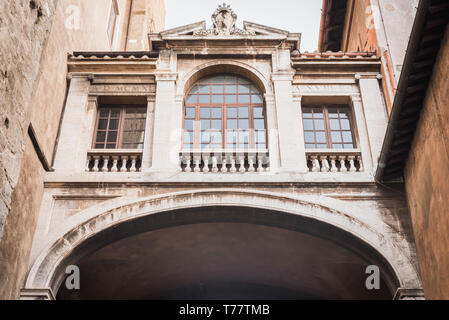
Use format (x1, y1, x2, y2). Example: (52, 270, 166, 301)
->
(376, 0, 449, 182)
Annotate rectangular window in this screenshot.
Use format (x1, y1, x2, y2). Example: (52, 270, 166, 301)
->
(107, 0, 119, 47)
(93, 106, 146, 150)
(302, 105, 356, 149)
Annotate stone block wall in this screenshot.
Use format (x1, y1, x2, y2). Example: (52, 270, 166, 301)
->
(0, 0, 57, 241)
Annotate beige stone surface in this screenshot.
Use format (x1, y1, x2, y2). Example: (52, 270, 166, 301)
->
(405, 26, 449, 300)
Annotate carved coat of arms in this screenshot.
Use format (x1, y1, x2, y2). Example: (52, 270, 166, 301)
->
(194, 4, 255, 36)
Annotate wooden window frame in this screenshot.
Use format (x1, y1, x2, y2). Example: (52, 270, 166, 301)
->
(302, 105, 357, 149)
(92, 105, 146, 150)
(183, 74, 267, 150)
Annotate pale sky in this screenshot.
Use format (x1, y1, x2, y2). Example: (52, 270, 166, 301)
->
(165, 0, 323, 52)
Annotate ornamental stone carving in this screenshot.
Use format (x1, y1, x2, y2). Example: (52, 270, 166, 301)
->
(193, 4, 256, 36)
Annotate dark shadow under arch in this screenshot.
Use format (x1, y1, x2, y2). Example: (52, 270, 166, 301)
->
(54, 206, 400, 300)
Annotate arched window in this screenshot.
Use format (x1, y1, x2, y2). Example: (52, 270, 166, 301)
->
(183, 74, 266, 150)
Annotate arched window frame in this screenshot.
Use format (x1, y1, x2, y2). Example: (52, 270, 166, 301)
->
(183, 74, 267, 150)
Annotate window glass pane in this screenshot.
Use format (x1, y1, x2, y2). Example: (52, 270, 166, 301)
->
(314, 119, 325, 130)
(226, 95, 237, 104)
(123, 131, 144, 144)
(210, 132, 222, 143)
(254, 119, 265, 130)
(183, 144, 193, 150)
(256, 131, 266, 143)
(225, 85, 237, 94)
(238, 131, 249, 143)
(110, 109, 121, 118)
(316, 132, 326, 143)
(331, 132, 342, 143)
(304, 132, 315, 143)
(227, 108, 237, 118)
(200, 120, 210, 130)
(212, 85, 224, 94)
(302, 109, 313, 118)
(98, 119, 108, 130)
(212, 95, 224, 104)
(106, 144, 116, 149)
(199, 95, 210, 104)
(344, 144, 354, 149)
(201, 132, 210, 143)
(211, 76, 225, 83)
(333, 144, 343, 149)
(341, 119, 351, 130)
(108, 119, 119, 130)
(303, 119, 314, 130)
(342, 131, 353, 143)
(330, 119, 341, 130)
(252, 95, 263, 104)
(107, 131, 118, 143)
(227, 131, 237, 143)
(201, 144, 211, 149)
(317, 144, 327, 149)
(239, 77, 250, 84)
(185, 107, 195, 118)
(313, 109, 323, 118)
(96, 131, 106, 143)
(100, 109, 109, 117)
(253, 107, 264, 118)
(257, 143, 266, 150)
(227, 119, 237, 129)
(239, 107, 249, 118)
(186, 95, 197, 104)
(239, 95, 250, 103)
(238, 119, 249, 130)
(199, 85, 210, 94)
(238, 84, 250, 93)
(184, 119, 194, 130)
(305, 144, 316, 149)
(200, 108, 210, 118)
(225, 75, 237, 83)
(211, 108, 222, 118)
(183, 132, 193, 143)
(95, 143, 104, 149)
(211, 120, 222, 130)
(328, 108, 339, 118)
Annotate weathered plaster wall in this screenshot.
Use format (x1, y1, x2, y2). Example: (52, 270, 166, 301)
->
(0, 0, 166, 300)
(404, 26, 449, 300)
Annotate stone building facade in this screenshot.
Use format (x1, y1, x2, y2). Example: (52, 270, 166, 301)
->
(0, 0, 166, 299)
(12, 4, 425, 299)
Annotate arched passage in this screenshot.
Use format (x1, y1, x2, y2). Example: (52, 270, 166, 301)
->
(23, 190, 421, 299)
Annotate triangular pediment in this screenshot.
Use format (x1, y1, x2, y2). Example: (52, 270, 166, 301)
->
(159, 21, 206, 37)
(242, 21, 290, 36)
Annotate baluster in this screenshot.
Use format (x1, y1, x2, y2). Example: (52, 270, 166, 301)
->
(321, 156, 330, 172)
(238, 155, 246, 173)
(311, 156, 320, 172)
(357, 155, 363, 172)
(193, 155, 201, 172)
(329, 156, 338, 172)
(103, 156, 111, 172)
(230, 155, 237, 173)
(211, 155, 219, 173)
(348, 155, 357, 172)
(130, 156, 137, 172)
(256, 155, 263, 172)
(86, 156, 91, 172)
(338, 156, 347, 172)
(184, 154, 192, 172)
(92, 156, 100, 172)
(248, 154, 256, 172)
(203, 155, 210, 173)
(221, 154, 228, 173)
(111, 156, 119, 172)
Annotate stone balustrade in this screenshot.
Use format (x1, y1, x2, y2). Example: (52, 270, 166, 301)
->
(306, 150, 363, 173)
(180, 150, 269, 173)
(86, 150, 142, 172)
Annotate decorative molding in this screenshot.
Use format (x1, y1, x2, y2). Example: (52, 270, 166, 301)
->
(393, 288, 425, 300)
(155, 72, 178, 82)
(20, 288, 56, 300)
(89, 84, 156, 94)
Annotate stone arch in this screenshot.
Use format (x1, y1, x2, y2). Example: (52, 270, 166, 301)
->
(177, 60, 273, 97)
(23, 189, 421, 298)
